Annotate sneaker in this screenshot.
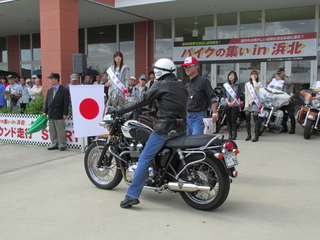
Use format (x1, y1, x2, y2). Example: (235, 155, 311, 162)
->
(120, 195, 140, 208)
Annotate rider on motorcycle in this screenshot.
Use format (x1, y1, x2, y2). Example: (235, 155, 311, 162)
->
(267, 68, 295, 134)
(111, 58, 188, 208)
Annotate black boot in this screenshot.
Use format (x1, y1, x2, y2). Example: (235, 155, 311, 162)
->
(227, 123, 232, 140)
(289, 116, 296, 134)
(281, 113, 288, 133)
(252, 115, 259, 142)
(231, 123, 237, 140)
(245, 113, 251, 141)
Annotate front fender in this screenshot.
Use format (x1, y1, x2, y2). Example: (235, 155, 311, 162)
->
(307, 111, 317, 121)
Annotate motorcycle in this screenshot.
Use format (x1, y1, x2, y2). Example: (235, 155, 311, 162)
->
(84, 91, 239, 211)
(296, 84, 320, 139)
(258, 85, 291, 135)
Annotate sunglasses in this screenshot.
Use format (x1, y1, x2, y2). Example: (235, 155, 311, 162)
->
(140, 79, 147, 81)
(183, 64, 196, 69)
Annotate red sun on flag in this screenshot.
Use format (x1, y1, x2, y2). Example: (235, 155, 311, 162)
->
(79, 98, 99, 120)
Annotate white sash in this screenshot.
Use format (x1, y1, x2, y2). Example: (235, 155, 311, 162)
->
(107, 67, 128, 95)
(223, 83, 242, 107)
(246, 82, 261, 110)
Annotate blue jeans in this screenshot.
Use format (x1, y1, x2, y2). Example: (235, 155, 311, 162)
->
(126, 131, 185, 199)
(186, 111, 206, 135)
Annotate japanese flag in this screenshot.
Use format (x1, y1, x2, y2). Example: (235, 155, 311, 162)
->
(69, 85, 106, 137)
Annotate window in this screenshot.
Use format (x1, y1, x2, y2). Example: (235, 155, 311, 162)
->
(175, 15, 214, 42)
(79, 28, 85, 54)
(155, 19, 172, 57)
(20, 34, 31, 61)
(0, 37, 7, 63)
(87, 25, 117, 57)
(265, 6, 315, 36)
(32, 33, 41, 61)
(217, 63, 236, 86)
(119, 23, 134, 56)
(240, 11, 262, 37)
(217, 13, 237, 39)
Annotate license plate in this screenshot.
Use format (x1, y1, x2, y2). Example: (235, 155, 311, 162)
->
(224, 152, 238, 168)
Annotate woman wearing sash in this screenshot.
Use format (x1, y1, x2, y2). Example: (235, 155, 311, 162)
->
(107, 51, 130, 99)
(244, 70, 262, 142)
(223, 71, 241, 140)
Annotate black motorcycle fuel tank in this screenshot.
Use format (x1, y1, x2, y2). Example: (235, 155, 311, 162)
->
(122, 120, 153, 142)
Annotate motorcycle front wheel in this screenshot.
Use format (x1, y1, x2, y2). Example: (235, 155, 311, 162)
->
(178, 154, 230, 211)
(84, 142, 122, 189)
(304, 119, 315, 139)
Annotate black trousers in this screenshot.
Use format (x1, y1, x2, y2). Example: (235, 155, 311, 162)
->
(280, 101, 295, 131)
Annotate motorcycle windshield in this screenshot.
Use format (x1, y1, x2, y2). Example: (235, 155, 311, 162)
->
(104, 89, 126, 115)
(267, 78, 284, 91)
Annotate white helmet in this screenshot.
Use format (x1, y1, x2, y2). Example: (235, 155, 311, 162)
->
(153, 58, 176, 80)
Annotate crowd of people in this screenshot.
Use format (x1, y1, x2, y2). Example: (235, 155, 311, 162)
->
(0, 74, 43, 111)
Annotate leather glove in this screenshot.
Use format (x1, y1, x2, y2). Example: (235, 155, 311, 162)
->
(108, 106, 123, 116)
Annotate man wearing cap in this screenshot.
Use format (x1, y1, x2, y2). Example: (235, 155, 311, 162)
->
(43, 73, 70, 151)
(268, 68, 295, 134)
(26, 78, 34, 89)
(131, 74, 148, 119)
(182, 57, 218, 135)
(127, 76, 136, 97)
(5, 75, 22, 111)
(66, 73, 78, 90)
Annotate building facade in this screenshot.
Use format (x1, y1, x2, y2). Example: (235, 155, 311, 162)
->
(0, 0, 319, 91)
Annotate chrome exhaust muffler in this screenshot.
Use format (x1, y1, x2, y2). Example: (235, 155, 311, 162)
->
(166, 182, 210, 192)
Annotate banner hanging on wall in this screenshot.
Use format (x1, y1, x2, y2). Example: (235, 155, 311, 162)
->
(173, 32, 317, 63)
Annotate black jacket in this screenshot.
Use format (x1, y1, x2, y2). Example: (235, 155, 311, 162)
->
(117, 73, 188, 132)
(44, 85, 70, 119)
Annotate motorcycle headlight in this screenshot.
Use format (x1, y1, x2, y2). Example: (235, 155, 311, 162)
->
(311, 99, 320, 108)
(304, 99, 310, 105)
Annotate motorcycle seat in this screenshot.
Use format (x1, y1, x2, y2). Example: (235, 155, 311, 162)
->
(165, 134, 221, 148)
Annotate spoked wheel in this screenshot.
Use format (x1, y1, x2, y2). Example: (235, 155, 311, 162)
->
(178, 154, 230, 211)
(304, 119, 315, 139)
(84, 142, 122, 189)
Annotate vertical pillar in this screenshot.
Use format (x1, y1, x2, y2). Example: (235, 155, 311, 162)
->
(39, 0, 78, 90)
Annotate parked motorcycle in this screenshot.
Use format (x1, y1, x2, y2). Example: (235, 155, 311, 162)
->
(84, 91, 239, 211)
(296, 86, 320, 139)
(258, 86, 291, 135)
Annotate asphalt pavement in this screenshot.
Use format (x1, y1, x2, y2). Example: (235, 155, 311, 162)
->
(1, 124, 319, 240)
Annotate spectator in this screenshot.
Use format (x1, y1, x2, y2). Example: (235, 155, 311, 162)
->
(1, 76, 9, 87)
(26, 78, 34, 89)
(0, 79, 6, 108)
(19, 77, 31, 112)
(29, 77, 43, 100)
(66, 73, 78, 90)
(31, 74, 38, 84)
(43, 73, 70, 151)
(5, 75, 22, 111)
(146, 71, 156, 88)
(127, 76, 136, 97)
(83, 74, 92, 85)
(94, 74, 103, 85)
(182, 57, 218, 135)
(131, 74, 148, 119)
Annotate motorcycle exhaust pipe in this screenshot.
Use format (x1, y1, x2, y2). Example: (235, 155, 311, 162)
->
(166, 182, 210, 192)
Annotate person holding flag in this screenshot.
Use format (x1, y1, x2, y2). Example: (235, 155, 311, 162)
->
(244, 70, 262, 142)
(107, 51, 130, 99)
(223, 71, 242, 140)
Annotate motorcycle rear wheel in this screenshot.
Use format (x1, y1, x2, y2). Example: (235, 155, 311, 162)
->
(179, 154, 230, 211)
(84, 142, 122, 189)
(304, 119, 315, 139)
